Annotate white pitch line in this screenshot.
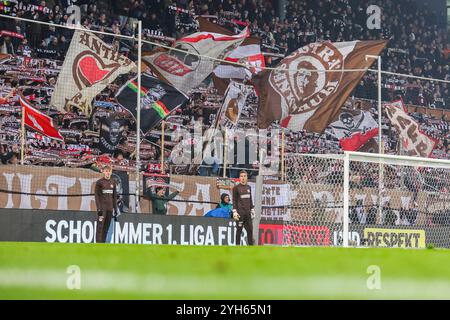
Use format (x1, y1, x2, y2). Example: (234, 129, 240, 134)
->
(1, 268, 450, 299)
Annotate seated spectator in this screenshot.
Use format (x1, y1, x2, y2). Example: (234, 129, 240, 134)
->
(216, 193, 232, 211)
(203, 193, 233, 218)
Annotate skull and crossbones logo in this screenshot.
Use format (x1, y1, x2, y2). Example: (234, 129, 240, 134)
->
(339, 112, 355, 129)
(109, 121, 121, 144)
(331, 111, 366, 137)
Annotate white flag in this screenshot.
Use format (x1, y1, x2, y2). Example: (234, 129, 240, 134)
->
(213, 43, 264, 80)
(143, 28, 249, 95)
(385, 99, 437, 157)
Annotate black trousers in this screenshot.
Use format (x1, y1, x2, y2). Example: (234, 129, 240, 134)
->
(96, 210, 113, 243)
(236, 213, 254, 246)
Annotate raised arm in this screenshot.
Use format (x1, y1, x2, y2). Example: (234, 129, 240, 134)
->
(166, 191, 179, 200)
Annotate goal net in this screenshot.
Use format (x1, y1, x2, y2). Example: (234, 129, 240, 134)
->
(282, 153, 345, 247)
(282, 152, 450, 249)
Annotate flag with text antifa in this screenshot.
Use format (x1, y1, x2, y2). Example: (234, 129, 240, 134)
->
(116, 74, 188, 133)
(51, 30, 135, 116)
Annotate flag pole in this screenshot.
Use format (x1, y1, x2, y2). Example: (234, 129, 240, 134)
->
(135, 20, 142, 213)
(281, 129, 285, 181)
(160, 120, 165, 174)
(366, 54, 384, 222)
(223, 128, 227, 178)
(377, 57, 384, 223)
(377, 57, 382, 155)
(366, 55, 382, 153)
(20, 102, 25, 165)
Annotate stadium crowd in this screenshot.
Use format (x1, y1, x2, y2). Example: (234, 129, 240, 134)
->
(0, 0, 449, 175)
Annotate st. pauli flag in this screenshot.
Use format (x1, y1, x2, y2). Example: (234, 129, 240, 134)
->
(98, 116, 127, 154)
(330, 108, 378, 151)
(51, 30, 136, 116)
(19, 95, 64, 141)
(214, 80, 253, 129)
(255, 40, 387, 132)
(116, 73, 188, 133)
(385, 99, 437, 158)
(198, 17, 264, 95)
(142, 27, 249, 95)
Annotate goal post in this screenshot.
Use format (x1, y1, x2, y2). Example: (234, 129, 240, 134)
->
(344, 151, 450, 249)
(280, 152, 450, 249)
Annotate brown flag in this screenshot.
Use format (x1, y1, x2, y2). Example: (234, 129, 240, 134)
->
(255, 40, 387, 133)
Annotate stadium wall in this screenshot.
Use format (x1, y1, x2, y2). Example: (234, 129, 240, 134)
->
(1, 165, 448, 223)
(1, 209, 450, 248)
(0, 209, 248, 245)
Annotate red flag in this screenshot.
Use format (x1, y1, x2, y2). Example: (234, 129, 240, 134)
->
(340, 128, 378, 151)
(20, 95, 64, 141)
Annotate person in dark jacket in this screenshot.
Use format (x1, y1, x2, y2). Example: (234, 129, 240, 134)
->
(367, 206, 377, 224)
(232, 170, 255, 245)
(94, 165, 118, 243)
(0, 144, 18, 164)
(384, 201, 397, 225)
(146, 186, 179, 215)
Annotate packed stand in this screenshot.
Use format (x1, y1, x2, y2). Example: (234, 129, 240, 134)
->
(0, 0, 449, 174)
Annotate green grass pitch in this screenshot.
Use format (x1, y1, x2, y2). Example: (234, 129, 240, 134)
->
(1, 242, 450, 299)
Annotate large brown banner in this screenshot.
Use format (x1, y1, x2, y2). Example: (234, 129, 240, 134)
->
(255, 40, 387, 132)
(0, 165, 101, 211)
(0, 166, 447, 225)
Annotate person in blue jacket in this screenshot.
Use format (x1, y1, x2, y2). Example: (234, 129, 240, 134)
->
(204, 193, 233, 218)
(216, 193, 232, 213)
